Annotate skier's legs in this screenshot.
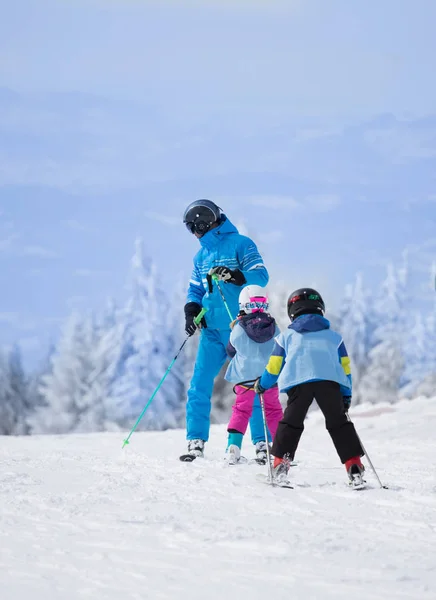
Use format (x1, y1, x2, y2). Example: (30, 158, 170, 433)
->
(227, 386, 255, 435)
(186, 328, 227, 441)
(313, 380, 363, 463)
(262, 385, 284, 440)
(272, 383, 313, 459)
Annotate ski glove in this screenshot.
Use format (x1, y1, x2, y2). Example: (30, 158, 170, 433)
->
(254, 377, 266, 394)
(184, 302, 206, 336)
(343, 396, 351, 411)
(208, 266, 246, 286)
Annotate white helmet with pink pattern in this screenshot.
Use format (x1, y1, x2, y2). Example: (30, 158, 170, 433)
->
(238, 285, 269, 314)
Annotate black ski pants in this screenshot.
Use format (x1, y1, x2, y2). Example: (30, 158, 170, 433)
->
(272, 380, 363, 463)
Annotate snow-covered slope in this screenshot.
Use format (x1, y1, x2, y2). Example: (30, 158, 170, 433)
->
(1, 398, 435, 600)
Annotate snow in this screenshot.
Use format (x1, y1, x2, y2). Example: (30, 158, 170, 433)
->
(1, 397, 436, 600)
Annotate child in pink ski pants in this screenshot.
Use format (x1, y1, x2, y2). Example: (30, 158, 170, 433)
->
(229, 384, 282, 440)
(224, 285, 283, 462)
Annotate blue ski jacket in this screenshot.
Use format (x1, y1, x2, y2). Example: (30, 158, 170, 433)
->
(186, 216, 269, 330)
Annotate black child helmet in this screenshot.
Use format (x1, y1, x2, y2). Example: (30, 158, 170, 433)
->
(183, 199, 222, 236)
(287, 288, 325, 321)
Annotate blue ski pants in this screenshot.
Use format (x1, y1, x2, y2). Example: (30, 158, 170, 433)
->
(186, 328, 269, 443)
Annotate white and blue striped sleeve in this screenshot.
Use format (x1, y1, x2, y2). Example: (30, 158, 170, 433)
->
(187, 261, 205, 304)
(239, 237, 269, 286)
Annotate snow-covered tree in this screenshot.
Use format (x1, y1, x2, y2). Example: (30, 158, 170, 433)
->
(359, 263, 405, 404)
(336, 273, 376, 405)
(76, 302, 125, 432)
(401, 312, 428, 398)
(0, 345, 30, 435)
(415, 372, 436, 398)
(412, 300, 436, 398)
(110, 239, 159, 428)
(112, 239, 187, 431)
(26, 344, 54, 433)
(9, 345, 32, 434)
(35, 304, 125, 434)
(34, 311, 91, 433)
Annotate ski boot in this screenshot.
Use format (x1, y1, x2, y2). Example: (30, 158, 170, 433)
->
(346, 457, 366, 490)
(254, 441, 270, 465)
(225, 444, 241, 466)
(272, 454, 293, 488)
(179, 439, 205, 462)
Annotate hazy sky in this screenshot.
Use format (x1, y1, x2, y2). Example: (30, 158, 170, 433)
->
(1, 0, 435, 366)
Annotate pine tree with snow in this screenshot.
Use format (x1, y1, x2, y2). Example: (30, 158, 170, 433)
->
(359, 264, 405, 405)
(77, 302, 126, 432)
(9, 345, 32, 434)
(26, 344, 55, 433)
(35, 305, 125, 434)
(0, 345, 30, 435)
(413, 299, 436, 398)
(336, 273, 376, 405)
(34, 312, 91, 433)
(112, 239, 186, 431)
(415, 372, 436, 398)
(110, 239, 157, 429)
(401, 312, 429, 398)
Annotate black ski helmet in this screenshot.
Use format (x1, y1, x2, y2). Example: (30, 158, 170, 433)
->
(183, 199, 222, 236)
(287, 288, 325, 321)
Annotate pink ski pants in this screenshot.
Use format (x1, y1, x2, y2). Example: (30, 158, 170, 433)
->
(228, 385, 283, 440)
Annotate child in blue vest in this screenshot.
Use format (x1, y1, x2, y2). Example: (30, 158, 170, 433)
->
(224, 285, 283, 465)
(255, 288, 365, 489)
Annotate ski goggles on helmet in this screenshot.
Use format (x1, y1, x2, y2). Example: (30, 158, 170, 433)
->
(289, 292, 322, 305)
(242, 298, 269, 313)
(185, 220, 212, 236)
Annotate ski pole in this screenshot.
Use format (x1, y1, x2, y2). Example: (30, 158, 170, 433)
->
(211, 274, 234, 321)
(259, 393, 274, 485)
(346, 412, 388, 489)
(122, 307, 207, 449)
(234, 379, 274, 482)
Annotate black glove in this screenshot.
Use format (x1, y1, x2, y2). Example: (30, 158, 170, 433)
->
(209, 266, 246, 286)
(254, 377, 266, 394)
(343, 396, 351, 411)
(184, 302, 206, 336)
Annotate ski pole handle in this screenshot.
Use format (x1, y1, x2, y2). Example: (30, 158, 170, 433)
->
(194, 307, 207, 326)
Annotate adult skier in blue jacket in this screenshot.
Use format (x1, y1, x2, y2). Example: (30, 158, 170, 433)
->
(180, 199, 270, 461)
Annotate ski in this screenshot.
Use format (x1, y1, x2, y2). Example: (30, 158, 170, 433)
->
(257, 473, 373, 491)
(256, 473, 293, 489)
(180, 440, 205, 462)
(225, 454, 249, 466)
(348, 480, 367, 491)
(224, 457, 298, 466)
(179, 453, 198, 462)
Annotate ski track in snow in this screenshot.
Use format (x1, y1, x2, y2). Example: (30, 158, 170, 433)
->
(1, 398, 436, 600)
